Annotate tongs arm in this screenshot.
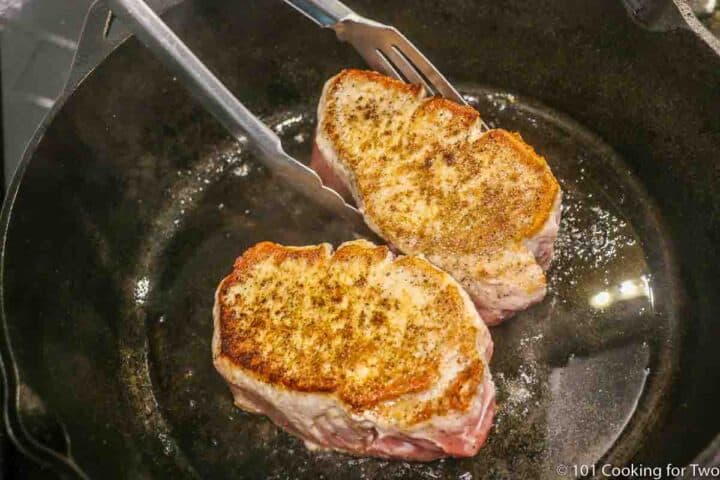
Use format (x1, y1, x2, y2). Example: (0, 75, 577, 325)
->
(105, 0, 366, 228)
(106, 0, 283, 158)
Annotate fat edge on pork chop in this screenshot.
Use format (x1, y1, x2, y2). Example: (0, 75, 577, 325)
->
(213, 240, 496, 460)
(313, 69, 562, 325)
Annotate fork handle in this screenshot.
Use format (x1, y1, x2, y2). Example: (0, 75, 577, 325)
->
(282, 0, 354, 27)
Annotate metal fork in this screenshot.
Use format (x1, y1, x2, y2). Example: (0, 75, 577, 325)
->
(105, 0, 370, 232)
(284, 0, 489, 130)
(284, 0, 465, 103)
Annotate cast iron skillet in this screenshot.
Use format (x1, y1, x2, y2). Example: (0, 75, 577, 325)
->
(1, 0, 719, 478)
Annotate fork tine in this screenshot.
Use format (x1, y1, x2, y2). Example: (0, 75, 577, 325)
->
(346, 43, 398, 81)
(377, 46, 436, 96)
(388, 32, 466, 105)
(329, 15, 491, 128)
(362, 48, 405, 82)
(389, 33, 492, 131)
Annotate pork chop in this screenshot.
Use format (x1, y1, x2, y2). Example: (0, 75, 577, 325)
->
(213, 240, 495, 460)
(313, 69, 562, 325)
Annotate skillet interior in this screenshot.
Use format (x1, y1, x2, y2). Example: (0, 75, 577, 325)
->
(2, 0, 719, 478)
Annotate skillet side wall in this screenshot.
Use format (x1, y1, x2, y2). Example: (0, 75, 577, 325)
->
(1, 0, 718, 476)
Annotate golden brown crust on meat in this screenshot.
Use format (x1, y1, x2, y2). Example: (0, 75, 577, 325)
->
(216, 240, 483, 420)
(329, 69, 423, 97)
(320, 69, 559, 261)
(387, 358, 484, 424)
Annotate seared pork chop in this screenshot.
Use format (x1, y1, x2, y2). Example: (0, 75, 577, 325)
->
(313, 70, 561, 324)
(213, 240, 495, 460)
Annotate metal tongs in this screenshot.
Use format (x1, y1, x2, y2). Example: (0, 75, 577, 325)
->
(106, 0, 470, 228)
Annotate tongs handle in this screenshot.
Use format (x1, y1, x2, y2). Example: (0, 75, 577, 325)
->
(105, 0, 284, 159)
(282, 0, 354, 27)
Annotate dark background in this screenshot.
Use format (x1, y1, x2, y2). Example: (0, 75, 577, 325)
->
(0, 1, 719, 478)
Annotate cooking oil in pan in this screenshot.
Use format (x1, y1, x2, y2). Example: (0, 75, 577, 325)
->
(142, 86, 678, 479)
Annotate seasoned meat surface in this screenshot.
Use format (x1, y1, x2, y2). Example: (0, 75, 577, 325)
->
(213, 240, 495, 460)
(313, 70, 562, 324)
